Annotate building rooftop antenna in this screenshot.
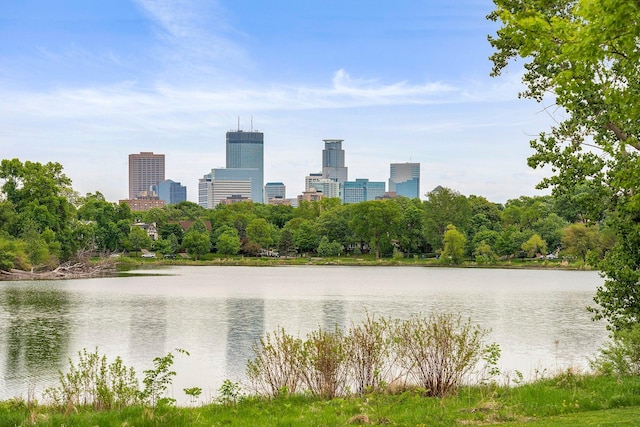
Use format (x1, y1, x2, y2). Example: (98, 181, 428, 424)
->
(251, 115, 253, 132)
(237, 116, 240, 131)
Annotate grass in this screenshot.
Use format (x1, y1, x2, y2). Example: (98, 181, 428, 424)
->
(3, 374, 640, 426)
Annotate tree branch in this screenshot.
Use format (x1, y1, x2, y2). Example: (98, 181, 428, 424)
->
(606, 122, 640, 150)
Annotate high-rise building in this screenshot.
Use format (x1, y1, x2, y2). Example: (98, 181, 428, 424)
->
(322, 139, 348, 184)
(198, 168, 258, 208)
(264, 182, 286, 202)
(128, 152, 165, 199)
(198, 172, 213, 208)
(305, 173, 323, 192)
(310, 178, 340, 199)
(155, 179, 187, 205)
(342, 179, 386, 204)
(389, 162, 420, 199)
(226, 130, 264, 203)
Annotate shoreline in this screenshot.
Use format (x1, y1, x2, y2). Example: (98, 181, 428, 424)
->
(0, 256, 594, 281)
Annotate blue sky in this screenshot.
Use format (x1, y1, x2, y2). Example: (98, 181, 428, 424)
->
(0, 0, 553, 203)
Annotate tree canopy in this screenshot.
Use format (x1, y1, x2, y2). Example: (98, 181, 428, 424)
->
(489, 0, 640, 329)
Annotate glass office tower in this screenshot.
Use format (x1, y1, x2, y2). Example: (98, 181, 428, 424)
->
(389, 162, 420, 199)
(226, 130, 264, 203)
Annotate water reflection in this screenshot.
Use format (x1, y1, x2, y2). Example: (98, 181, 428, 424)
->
(322, 300, 346, 331)
(0, 284, 71, 397)
(225, 299, 264, 380)
(129, 297, 168, 359)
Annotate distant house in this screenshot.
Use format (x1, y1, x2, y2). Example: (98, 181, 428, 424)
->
(177, 220, 212, 233)
(132, 222, 159, 241)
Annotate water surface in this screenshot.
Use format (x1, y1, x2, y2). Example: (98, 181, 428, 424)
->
(0, 266, 608, 403)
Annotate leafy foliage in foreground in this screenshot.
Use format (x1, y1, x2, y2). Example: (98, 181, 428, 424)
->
(488, 0, 640, 330)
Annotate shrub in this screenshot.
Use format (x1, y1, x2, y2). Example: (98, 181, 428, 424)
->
(246, 313, 494, 400)
(590, 324, 640, 376)
(140, 348, 188, 408)
(217, 380, 243, 405)
(247, 327, 303, 398)
(45, 348, 139, 410)
(345, 314, 395, 394)
(394, 313, 489, 397)
(299, 326, 349, 399)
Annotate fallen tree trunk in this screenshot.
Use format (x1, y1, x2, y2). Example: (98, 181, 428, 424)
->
(0, 259, 117, 281)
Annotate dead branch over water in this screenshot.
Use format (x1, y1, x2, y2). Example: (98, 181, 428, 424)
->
(0, 258, 116, 281)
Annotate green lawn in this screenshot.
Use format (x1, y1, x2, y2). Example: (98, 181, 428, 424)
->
(3, 375, 640, 426)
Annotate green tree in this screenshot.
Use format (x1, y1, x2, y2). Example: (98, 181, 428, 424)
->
(349, 201, 402, 260)
(396, 198, 426, 256)
(0, 236, 29, 270)
(0, 159, 76, 260)
(441, 224, 466, 265)
(267, 204, 295, 228)
(292, 220, 320, 255)
(0, 201, 18, 235)
(278, 229, 296, 258)
(495, 225, 532, 258)
(488, 0, 640, 329)
(471, 229, 499, 253)
(246, 218, 274, 249)
(423, 187, 471, 252)
(532, 213, 567, 254)
(562, 223, 601, 264)
(181, 231, 211, 260)
(166, 233, 180, 255)
(143, 208, 169, 226)
(521, 234, 547, 258)
(474, 240, 497, 265)
(216, 229, 241, 255)
(316, 204, 355, 251)
(185, 219, 208, 235)
(316, 236, 342, 257)
(158, 223, 184, 243)
(22, 227, 50, 268)
(129, 226, 152, 256)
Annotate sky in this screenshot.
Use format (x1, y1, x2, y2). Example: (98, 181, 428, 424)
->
(0, 0, 556, 204)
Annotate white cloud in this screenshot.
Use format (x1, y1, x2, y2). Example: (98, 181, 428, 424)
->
(132, 0, 250, 83)
(0, 68, 484, 128)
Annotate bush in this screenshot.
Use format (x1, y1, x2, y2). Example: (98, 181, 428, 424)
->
(590, 324, 640, 376)
(394, 313, 489, 397)
(247, 313, 495, 400)
(247, 327, 304, 398)
(299, 327, 349, 399)
(345, 314, 395, 394)
(45, 348, 140, 410)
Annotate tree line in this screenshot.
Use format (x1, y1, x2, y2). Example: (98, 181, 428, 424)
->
(0, 158, 610, 270)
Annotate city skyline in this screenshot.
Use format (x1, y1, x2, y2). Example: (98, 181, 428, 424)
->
(1, 1, 555, 204)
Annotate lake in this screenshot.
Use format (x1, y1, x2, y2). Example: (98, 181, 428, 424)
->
(0, 265, 609, 404)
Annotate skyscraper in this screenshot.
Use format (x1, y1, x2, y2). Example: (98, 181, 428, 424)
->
(264, 182, 286, 201)
(322, 139, 348, 184)
(226, 130, 264, 202)
(155, 179, 187, 205)
(342, 179, 386, 204)
(198, 168, 257, 208)
(128, 152, 165, 199)
(389, 162, 420, 199)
